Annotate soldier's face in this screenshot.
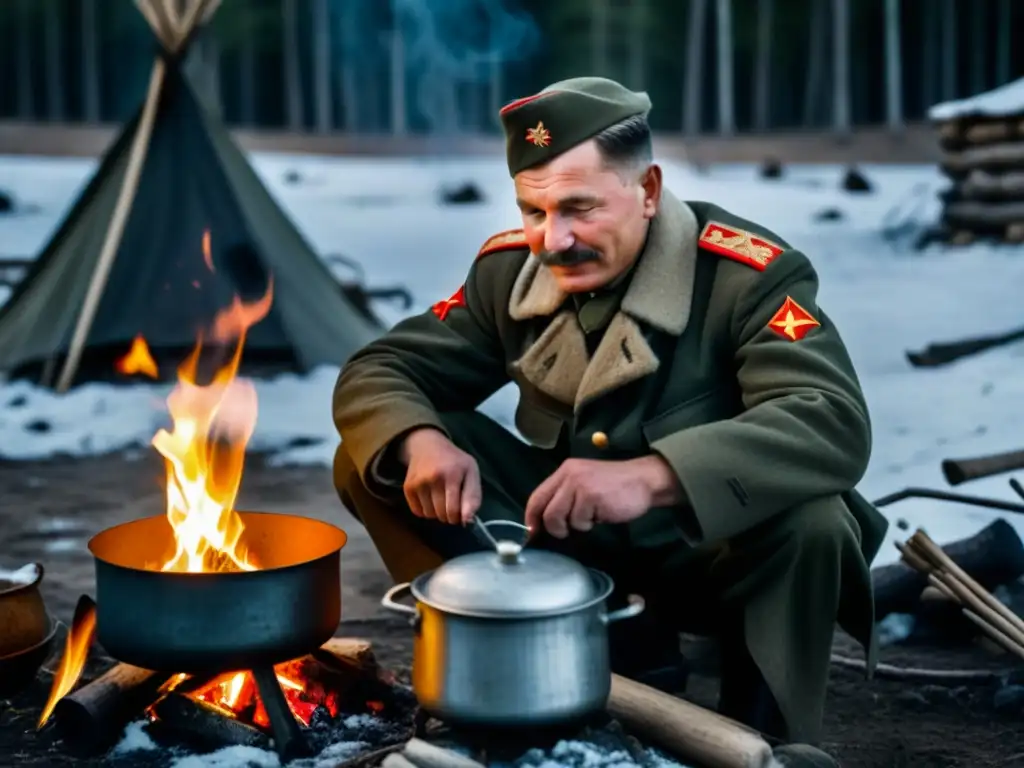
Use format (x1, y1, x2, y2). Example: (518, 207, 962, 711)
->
(514, 142, 661, 294)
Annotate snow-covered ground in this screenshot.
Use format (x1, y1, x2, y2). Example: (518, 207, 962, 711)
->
(1, 153, 1023, 568)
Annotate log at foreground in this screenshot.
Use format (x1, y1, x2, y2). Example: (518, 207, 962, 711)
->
(872, 519, 1024, 620)
(52, 663, 173, 756)
(607, 673, 773, 768)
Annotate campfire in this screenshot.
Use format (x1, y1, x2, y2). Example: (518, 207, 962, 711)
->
(33, 235, 394, 760)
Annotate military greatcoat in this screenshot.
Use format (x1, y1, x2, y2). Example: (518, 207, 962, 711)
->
(332, 189, 889, 742)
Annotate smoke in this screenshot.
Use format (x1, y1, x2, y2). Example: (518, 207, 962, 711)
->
(328, 0, 541, 133)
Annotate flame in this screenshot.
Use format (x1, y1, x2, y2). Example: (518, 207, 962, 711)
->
(116, 335, 159, 379)
(38, 596, 97, 729)
(152, 237, 274, 573)
(158, 660, 341, 728)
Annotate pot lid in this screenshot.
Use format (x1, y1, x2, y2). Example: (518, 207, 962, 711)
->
(413, 540, 601, 617)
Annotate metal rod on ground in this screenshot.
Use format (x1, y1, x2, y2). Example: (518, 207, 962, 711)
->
(872, 487, 1024, 514)
(53, 55, 167, 393)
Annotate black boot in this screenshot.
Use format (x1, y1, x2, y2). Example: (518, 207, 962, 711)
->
(607, 603, 689, 694)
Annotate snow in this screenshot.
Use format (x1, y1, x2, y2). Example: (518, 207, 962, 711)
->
(0, 562, 41, 586)
(1, 154, 1024, 569)
(928, 76, 1024, 121)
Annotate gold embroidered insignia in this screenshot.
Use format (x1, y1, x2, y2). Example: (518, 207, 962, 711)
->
(698, 221, 784, 271)
(477, 228, 528, 258)
(525, 121, 551, 147)
(767, 296, 820, 341)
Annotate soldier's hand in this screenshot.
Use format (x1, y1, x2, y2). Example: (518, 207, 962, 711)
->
(524, 457, 668, 538)
(400, 428, 483, 525)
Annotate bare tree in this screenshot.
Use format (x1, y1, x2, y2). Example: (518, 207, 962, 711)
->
(16, 0, 34, 120)
(488, 20, 504, 130)
(753, 0, 773, 132)
(884, 0, 903, 132)
(940, 0, 956, 100)
(389, 26, 407, 136)
(312, 0, 332, 133)
(831, 0, 850, 135)
(683, 0, 708, 135)
(627, 0, 645, 90)
(969, 1, 985, 95)
(591, 0, 610, 77)
(82, 0, 101, 123)
(282, 0, 304, 130)
(338, 0, 361, 132)
(997, 0, 1011, 85)
(802, 0, 827, 127)
(714, 0, 734, 136)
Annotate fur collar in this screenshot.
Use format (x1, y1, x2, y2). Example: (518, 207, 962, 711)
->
(508, 192, 699, 411)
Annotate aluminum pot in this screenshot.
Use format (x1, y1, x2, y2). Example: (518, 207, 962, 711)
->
(380, 519, 644, 727)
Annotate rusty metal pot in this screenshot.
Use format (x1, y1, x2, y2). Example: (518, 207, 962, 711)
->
(380, 520, 645, 728)
(0, 562, 50, 657)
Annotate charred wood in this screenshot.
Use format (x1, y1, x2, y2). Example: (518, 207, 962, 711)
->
(149, 692, 271, 751)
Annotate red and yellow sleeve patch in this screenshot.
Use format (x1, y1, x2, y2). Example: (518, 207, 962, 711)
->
(477, 228, 528, 259)
(431, 285, 466, 321)
(767, 296, 820, 341)
(698, 221, 784, 271)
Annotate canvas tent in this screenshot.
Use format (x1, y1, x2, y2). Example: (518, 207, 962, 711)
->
(0, 0, 383, 391)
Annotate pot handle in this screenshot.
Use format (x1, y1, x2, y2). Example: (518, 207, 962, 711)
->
(602, 594, 645, 624)
(380, 582, 418, 617)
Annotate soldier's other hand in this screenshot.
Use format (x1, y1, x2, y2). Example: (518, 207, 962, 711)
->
(400, 428, 483, 525)
(524, 458, 656, 539)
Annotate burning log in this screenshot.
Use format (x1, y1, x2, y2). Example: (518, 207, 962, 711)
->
(52, 663, 173, 756)
(898, 530, 1024, 661)
(606, 674, 774, 768)
(149, 691, 270, 751)
(873, 519, 1024, 620)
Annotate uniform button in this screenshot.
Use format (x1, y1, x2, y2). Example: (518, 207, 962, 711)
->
(591, 431, 609, 449)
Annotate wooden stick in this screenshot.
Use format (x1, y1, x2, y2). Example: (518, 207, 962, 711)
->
(54, 56, 167, 393)
(607, 673, 774, 768)
(962, 608, 1024, 661)
(912, 531, 1024, 637)
(403, 738, 487, 768)
(383, 754, 422, 768)
(923, 571, 1024, 656)
(829, 654, 1016, 684)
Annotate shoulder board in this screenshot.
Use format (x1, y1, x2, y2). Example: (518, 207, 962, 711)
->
(698, 221, 785, 272)
(477, 229, 528, 259)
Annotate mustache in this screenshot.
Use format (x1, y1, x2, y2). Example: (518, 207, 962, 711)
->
(536, 246, 601, 267)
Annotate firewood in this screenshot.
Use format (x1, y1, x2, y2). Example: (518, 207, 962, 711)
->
(897, 533, 1024, 660)
(149, 692, 270, 751)
(313, 637, 381, 680)
(403, 738, 487, 768)
(52, 663, 173, 756)
(383, 754, 422, 768)
(607, 674, 774, 768)
(874, 520, 1024, 618)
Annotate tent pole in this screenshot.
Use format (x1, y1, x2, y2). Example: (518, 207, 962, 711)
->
(55, 57, 168, 393)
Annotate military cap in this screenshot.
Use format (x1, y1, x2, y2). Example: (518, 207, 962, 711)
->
(498, 77, 652, 176)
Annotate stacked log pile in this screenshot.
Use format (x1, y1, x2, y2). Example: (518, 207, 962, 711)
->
(930, 78, 1024, 245)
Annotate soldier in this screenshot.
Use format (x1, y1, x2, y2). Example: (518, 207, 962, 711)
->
(333, 76, 887, 767)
